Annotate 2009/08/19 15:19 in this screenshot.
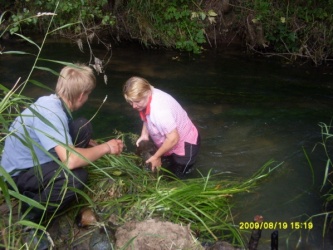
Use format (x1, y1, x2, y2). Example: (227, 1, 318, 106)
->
(239, 221, 314, 230)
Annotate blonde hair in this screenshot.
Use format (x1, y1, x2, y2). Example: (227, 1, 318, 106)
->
(55, 64, 96, 103)
(123, 76, 152, 103)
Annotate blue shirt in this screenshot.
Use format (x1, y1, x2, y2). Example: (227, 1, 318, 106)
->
(1, 94, 73, 176)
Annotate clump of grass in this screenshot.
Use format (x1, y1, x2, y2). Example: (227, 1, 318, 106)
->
(297, 120, 333, 242)
(79, 152, 281, 247)
(0, 128, 281, 249)
(306, 121, 333, 237)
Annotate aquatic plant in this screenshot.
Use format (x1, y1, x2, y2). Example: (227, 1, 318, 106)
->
(1, 134, 281, 249)
(290, 119, 333, 248)
(78, 156, 281, 247)
(308, 121, 333, 237)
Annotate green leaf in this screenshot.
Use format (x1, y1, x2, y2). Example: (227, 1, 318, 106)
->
(28, 79, 53, 92)
(27, 106, 61, 134)
(9, 26, 19, 34)
(1, 51, 34, 55)
(208, 10, 218, 17)
(38, 58, 79, 68)
(9, 190, 46, 210)
(13, 33, 41, 50)
(0, 167, 19, 193)
(48, 22, 80, 34)
(112, 170, 123, 176)
(34, 66, 59, 76)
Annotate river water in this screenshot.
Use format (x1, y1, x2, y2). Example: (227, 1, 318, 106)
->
(1, 41, 333, 249)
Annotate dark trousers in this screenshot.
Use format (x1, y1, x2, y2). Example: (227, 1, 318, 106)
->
(11, 117, 92, 216)
(163, 134, 201, 178)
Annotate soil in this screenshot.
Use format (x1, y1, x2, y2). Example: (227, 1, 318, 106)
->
(115, 219, 203, 250)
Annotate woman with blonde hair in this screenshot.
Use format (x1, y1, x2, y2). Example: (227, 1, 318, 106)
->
(123, 76, 200, 178)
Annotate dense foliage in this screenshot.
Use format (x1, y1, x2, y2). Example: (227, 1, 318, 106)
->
(2, 0, 333, 64)
(315, 122, 333, 235)
(239, 0, 333, 64)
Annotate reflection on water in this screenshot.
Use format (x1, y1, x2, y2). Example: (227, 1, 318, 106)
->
(1, 41, 333, 249)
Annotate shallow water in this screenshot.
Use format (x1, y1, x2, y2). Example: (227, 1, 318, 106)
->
(1, 41, 333, 249)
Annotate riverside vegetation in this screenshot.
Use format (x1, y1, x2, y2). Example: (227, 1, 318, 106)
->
(1, 0, 333, 65)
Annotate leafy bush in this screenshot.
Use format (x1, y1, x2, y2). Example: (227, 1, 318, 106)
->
(2, 0, 216, 54)
(2, 0, 115, 36)
(241, 0, 333, 64)
(122, 0, 217, 53)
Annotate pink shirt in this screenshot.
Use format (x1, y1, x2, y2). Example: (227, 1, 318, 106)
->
(141, 88, 198, 156)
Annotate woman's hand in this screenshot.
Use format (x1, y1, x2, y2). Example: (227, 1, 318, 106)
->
(146, 155, 162, 172)
(136, 135, 150, 147)
(136, 123, 149, 146)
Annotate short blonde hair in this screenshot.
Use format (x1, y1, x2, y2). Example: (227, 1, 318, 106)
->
(55, 64, 96, 103)
(123, 76, 152, 103)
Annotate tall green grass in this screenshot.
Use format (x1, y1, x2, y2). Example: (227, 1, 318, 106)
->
(79, 157, 281, 247)
(0, 3, 106, 249)
(309, 121, 333, 237)
(296, 120, 333, 241)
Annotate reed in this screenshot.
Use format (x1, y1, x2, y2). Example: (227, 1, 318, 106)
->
(0, 3, 101, 248)
(79, 154, 281, 247)
(313, 121, 333, 236)
(295, 120, 333, 241)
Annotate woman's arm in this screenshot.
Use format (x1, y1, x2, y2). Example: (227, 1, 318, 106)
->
(136, 122, 150, 146)
(147, 128, 179, 171)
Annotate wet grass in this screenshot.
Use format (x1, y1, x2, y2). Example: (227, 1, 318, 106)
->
(0, 144, 282, 248)
(307, 121, 333, 237)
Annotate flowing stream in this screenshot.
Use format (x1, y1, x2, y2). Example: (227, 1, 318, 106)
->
(1, 41, 333, 249)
